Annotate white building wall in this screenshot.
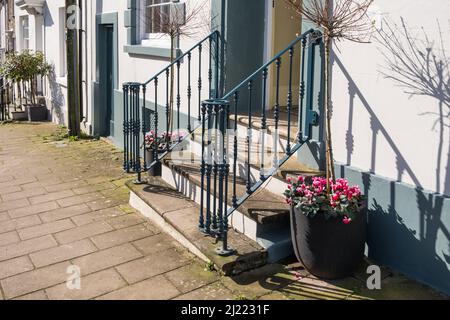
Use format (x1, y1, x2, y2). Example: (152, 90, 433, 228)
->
(92, 0, 212, 123)
(13, 0, 212, 130)
(332, 0, 450, 197)
(0, 5, 5, 50)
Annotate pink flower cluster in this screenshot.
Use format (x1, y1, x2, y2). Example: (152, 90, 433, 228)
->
(285, 176, 364, 225)
(144, 131, 186, 150)
(286, 176, 327, 201)
(330, 178, 362, 207)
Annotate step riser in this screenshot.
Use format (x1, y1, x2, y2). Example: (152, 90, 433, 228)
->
(160, 164, 259, 242)
(235, 121, 294, 155)
(177, 138, 290, 196)
(129, 191, 210, 263)
(160, 164, 294, 263)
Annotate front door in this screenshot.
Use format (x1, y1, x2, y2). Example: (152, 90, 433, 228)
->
(104, 25, 114, 137)
(268, 0, 302, 109)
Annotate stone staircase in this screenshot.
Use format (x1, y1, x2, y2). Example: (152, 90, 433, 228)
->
(124, 29, 324, 275)
(127, 111, 323, 275)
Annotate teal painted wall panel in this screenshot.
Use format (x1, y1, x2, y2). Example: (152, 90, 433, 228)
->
(337, 163, 450, 295)
(109, 88, 197, 153)
(223, 0, 265, 112)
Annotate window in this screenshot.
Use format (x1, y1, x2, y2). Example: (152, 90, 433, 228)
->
(143, 0, 171, 35)
(21, 16, 29, 50)
(59, 7, 67, 77)
(139, 0, 186, 46)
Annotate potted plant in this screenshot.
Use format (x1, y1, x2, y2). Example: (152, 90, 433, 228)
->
(0, 50, 51, 121)
(1, 52, 27, 120)
(22, 51, 51, 121)
(285, 176, 366, 279)
(281, 0, 374, 279)
(143, 131, 185, 176)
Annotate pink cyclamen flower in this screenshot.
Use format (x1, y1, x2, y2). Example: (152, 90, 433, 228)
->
(343, 216, 352, 225)
(287, 177, 292, 183)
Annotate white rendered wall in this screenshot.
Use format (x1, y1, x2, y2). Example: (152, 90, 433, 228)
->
(92, 0, 213, 123)
(331, 0, 450, 196)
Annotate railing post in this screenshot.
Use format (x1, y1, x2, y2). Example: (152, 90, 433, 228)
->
(142, 84, 147, 172)
(304, 31, 322, 140)
(1, 87, 4, 121)
(153, 77, 160, 176)
(298, 36, 307, 143)
(132, 83, 143, 184)
(199, 102, 207, 230)
(216, 100, 235, 257)
(202, 101, 213, 234)
(123, 84, 130, 173)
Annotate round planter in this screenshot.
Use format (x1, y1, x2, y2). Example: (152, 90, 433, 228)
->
(290, 206, 367, 280)
(145, 149, 165, 177)
(26, 104, 47, 122)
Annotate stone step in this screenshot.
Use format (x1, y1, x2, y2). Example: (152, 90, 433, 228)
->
(164, 153, 291, 225)
(126, 177, 268, 276)
(236, 107, 300, 143)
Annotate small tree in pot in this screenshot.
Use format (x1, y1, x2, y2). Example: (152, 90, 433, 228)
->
(282, 0, 374, 279)
(0, 50, 51, 121)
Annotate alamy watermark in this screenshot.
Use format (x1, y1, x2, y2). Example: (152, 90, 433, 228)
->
(366, 265, 382, 290)
(66, 265, 81, 290)
(66, 5, 81, 30)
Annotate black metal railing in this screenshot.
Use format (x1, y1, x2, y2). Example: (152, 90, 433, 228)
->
(123, 31, 221, 182)
(0, 79, 13, 122)
(199, 29, 323, 255)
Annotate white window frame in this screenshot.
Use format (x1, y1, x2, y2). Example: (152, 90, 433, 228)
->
(20, 15, 30, 50)
(139, 0, 184, 47)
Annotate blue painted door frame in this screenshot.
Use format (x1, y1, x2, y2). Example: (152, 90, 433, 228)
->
(94, 12, 119, 139)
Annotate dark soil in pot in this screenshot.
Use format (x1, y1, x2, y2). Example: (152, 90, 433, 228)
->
(145, 149, 165, 177)
(290, 206, 367, 280)
(26, 104, 47, 122)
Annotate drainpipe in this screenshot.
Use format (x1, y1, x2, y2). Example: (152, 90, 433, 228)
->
(78, 0, 83, 122)
(66, 0, 81, 136)
(83, 0, 88, 125)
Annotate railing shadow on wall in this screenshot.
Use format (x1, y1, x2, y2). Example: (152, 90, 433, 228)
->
(332, 50, 450, 294)
(47, 68, 66, 125)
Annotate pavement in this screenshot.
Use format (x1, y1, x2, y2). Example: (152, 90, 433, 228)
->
(0, 122, 447, 300)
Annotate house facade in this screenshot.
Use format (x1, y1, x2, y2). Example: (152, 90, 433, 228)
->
(1, 0, 449, 295)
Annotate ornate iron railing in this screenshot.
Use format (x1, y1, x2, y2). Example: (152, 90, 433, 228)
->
(0, 79, 13, 121)
(199, 29, 323, 255)
(123, 30, 221, 182)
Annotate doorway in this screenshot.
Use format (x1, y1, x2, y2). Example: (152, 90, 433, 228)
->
(103, 25, 114, 137)
(267, 0, 302, 109)
(97, 21, 117, 138)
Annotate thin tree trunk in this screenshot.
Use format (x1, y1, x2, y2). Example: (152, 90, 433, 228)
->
(168, 36, 175, 141)
(324, 34, 336, 190)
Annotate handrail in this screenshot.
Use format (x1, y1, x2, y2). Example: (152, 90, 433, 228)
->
(142, 31, 220, 86)
(198, 29, 323, 255)
(123, 30, 222, 182)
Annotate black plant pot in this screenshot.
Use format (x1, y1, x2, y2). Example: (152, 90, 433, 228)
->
(290, 206, 367, 280)
(145, 149, 164, 177)
(26, 104, 47, 122)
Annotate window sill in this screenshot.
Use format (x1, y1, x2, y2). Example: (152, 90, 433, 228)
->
(124, 45, 182, 59)
(56, 76, 67, 87)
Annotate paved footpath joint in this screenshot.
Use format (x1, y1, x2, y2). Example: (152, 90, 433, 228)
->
(0, 123, 447, 301)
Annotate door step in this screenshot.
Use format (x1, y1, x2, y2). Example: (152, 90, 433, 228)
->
(161, 153, 295, 262)
(126, 177, 268, 276)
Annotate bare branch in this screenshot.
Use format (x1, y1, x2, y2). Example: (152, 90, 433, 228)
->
(377, 18, 450, 109)
(282, 0, 375, 43)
